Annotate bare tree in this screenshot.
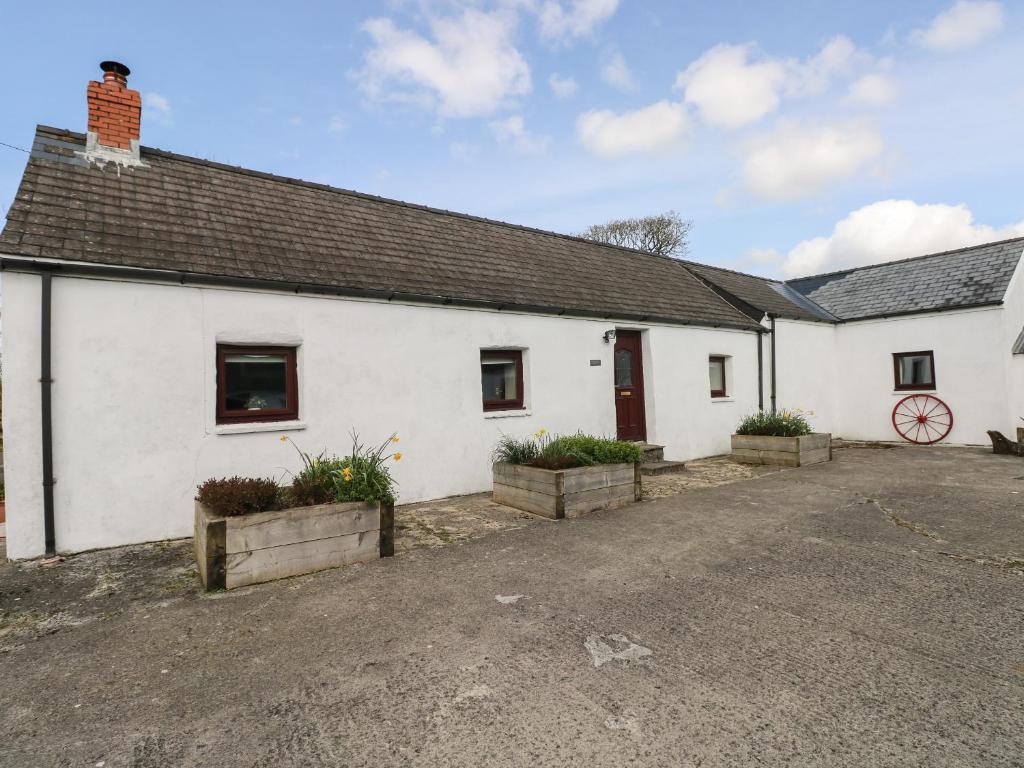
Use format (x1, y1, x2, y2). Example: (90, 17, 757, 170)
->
(577, 210, 692, 258)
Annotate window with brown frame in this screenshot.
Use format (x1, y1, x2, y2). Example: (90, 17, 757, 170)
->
(893, 350, 936, 391)
(481, 350, 524, 411)
(709, 355, 727, 398)
(216, 345, 299, 424)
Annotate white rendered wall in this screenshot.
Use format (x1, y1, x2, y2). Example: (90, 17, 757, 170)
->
(833, 308, 1007, 444)
(2, 272, 762, 557)
(1, 273, 44, 559)
(766, 319, 838, 435)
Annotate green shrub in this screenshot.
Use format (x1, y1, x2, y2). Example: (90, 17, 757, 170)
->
(196, 477, 282, 517)
(288, 447, 348, 507)
(735, 409, 813, 437)
(283, 432, 399, 505)
(492, 434, 541, 465)
(493, 429, 643, 470)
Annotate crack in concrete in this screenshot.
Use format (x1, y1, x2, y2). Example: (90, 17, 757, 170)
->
(865, 498, 945, 542)
(865, 498, 1023, 572)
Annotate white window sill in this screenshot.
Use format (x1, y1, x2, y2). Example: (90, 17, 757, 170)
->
(214, 420, 308, 435)
(484, 409, 533, 419)
(710, 397, 735, 403)
(891, 390, 937, 396)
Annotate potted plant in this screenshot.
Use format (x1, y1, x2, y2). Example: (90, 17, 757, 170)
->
(194, 432, 401, 590)
(492, 430, 643, 519)
(731, 410, 831, 467)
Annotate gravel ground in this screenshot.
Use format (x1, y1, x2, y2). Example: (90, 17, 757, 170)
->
(0, 446, 1021, 766)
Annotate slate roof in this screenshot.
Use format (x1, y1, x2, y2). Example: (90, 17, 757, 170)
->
(0, 126, 759, 331)
(684, 261, 835, 322)
(786, 238, 1024, 321)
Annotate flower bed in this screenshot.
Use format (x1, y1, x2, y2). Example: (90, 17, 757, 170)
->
(731, 410, 831, 467)
(194, 432, 401, 590)
(491, 430, 642, 519)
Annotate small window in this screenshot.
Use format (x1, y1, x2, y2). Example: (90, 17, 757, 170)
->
(217, 345, 298, 424)
(709, 355, 727, 398)
(893, 351, 935, 391)
(481, 350, 524, 411)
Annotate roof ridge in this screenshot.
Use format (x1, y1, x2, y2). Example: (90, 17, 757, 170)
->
(33, 124, 702, 273)
(683, 258, 783, 284)
(785, 235, 1024, 284)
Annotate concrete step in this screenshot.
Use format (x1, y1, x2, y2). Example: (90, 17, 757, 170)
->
(635, 442, 665, 462)
(641, 460, 687, 476)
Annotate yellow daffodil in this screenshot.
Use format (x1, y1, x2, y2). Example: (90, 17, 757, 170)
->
(391, 435, 400, 443)
(342, 467, 353, 482)
(393, 452, 403, 461)
(534, 427, 547, 437)
(279, 435, 289, 442)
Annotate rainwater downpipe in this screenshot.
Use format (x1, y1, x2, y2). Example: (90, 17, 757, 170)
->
(769, 313, 777, 414)
(40, 271, 56, 557)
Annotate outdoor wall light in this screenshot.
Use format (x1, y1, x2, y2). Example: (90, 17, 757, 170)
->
(603, 329, 617, 344)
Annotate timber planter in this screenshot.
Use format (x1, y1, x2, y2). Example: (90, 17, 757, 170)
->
(492, 462, 641, 520)
(731, 433, 832, 467)
(194, 499, 395, 590)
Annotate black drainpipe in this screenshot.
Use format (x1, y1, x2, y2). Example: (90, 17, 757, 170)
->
(769, 314, 777, 415)
(40, 271, 56, 557)
(756, 328, 764, 411)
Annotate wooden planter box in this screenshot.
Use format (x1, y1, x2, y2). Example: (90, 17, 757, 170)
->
(194, 499, 394, 590)
(492, 462, 641, 520)
(731, 433, 832, 467)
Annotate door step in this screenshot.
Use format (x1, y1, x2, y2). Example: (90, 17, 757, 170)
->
(641, 460, 688, 476)
(634, 442, 665, 462)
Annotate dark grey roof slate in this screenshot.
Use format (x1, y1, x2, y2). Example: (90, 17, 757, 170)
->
(684, 261, 835, 322)
(0, 126, 760, 331)
(786, 239, 1024, 320)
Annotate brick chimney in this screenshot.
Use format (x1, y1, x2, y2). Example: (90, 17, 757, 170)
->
(86, 61, 141, 151)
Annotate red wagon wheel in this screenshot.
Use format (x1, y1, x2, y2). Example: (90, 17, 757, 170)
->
(891, 395, 953, 444)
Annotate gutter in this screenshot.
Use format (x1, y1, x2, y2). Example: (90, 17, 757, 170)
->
(40, 270, 56, 557)
(833, 301, 1003, 323)
(0, 257, 763, 334)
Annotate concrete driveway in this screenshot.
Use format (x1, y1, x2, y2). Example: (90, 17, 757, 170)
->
(0, 446, 1021, 767)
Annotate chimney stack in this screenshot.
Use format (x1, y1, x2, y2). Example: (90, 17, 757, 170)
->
(87, 61, 141, 151)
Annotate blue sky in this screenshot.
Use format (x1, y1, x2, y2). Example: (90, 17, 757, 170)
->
(1, 0, 1022, 277)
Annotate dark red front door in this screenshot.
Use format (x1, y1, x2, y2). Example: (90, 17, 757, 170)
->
(614, 330, 647, 442)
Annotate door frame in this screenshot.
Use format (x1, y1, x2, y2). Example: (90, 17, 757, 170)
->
(613, 329, 648, 442)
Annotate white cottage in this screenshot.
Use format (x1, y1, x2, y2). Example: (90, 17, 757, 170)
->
(0, 63, 768, 559)
(2, 62, 1022, 560)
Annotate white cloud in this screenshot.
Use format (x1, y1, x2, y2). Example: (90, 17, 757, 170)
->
(601, 52, 634, 90)
(787, 35, 860, 96)
(846, 73, 898, 106)
(676, 44, 786, 129)
(913, 1, 1005, 51)
(536, 0, 619, 42)
(738, 120, 885, 201)
(489, 115, 551, 154)
(143, 92, 172, 124)
(548, 73, 578, 98)
(288, 115, 304, 127)
(359, 9, 531, 118)
(676, 36, 865, 130)
(327, 114, 346, 134)
(781, 199, 1024, 277)
(577, 100, 689, 157)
